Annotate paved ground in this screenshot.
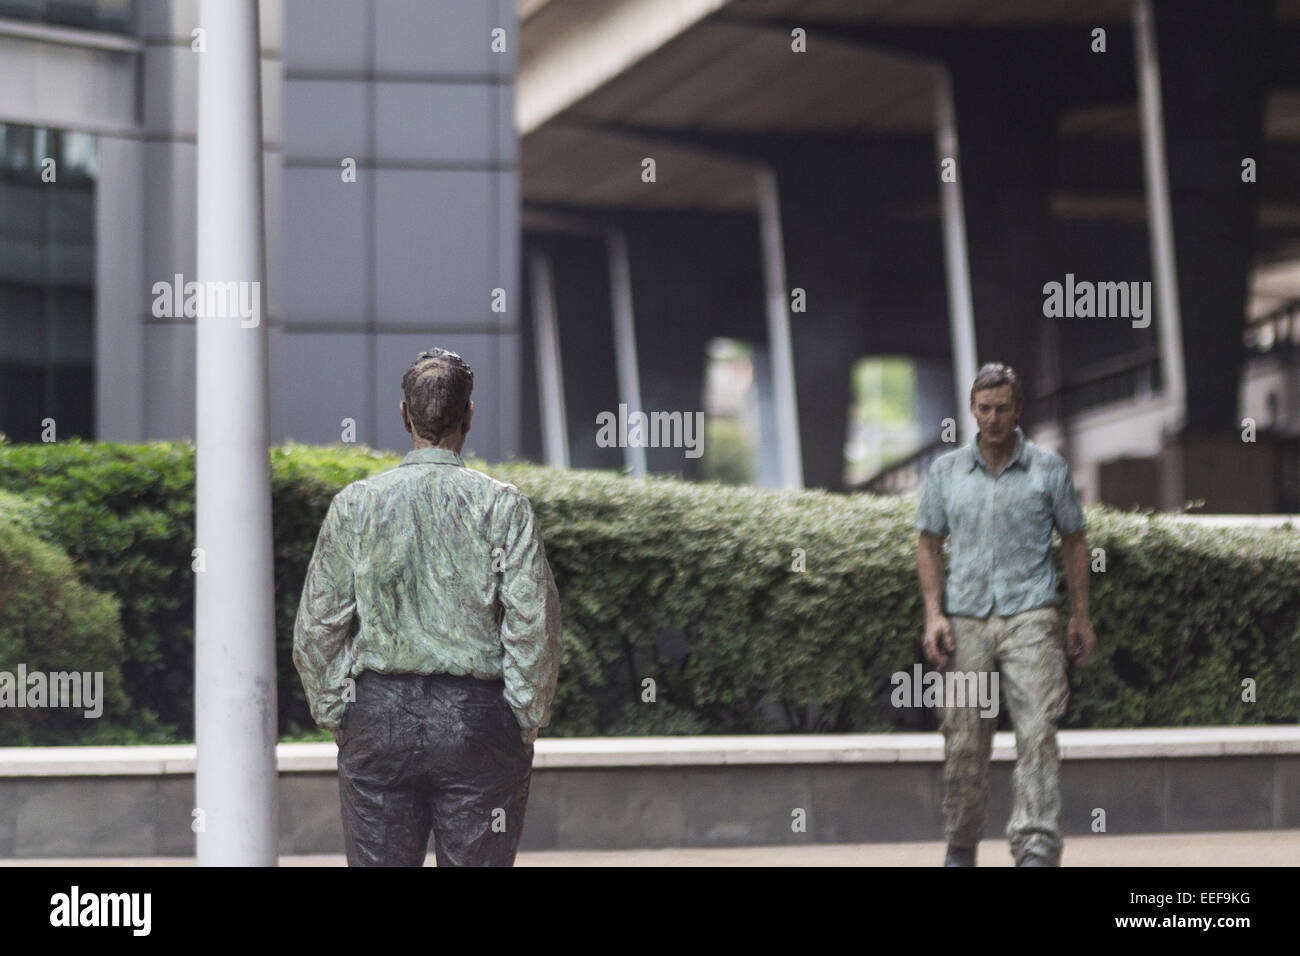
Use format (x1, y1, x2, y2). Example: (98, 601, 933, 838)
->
(6, 830, 1299, 866)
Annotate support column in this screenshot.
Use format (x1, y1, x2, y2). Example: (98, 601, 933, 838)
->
(1146, 0, 1275, 510)
(1133, 0, 1187, 429)
(529, 252, 570, 468)
(756, 167, 804, 490)
(194, 0, 279, 867)
(606, 230, 647, 476)
(933, 66, 980, 445)
(1147, 0, 1272, 429)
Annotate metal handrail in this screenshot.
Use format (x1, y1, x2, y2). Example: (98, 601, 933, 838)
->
(854, 438, 950, 494)
(1245, 297, 1300, 353)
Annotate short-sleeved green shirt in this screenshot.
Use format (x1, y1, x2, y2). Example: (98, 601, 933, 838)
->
(292, 447, 563, 742)
(913, 427, 1085, 618)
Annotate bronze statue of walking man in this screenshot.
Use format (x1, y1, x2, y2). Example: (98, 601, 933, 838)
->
(915, 363, 1095, 867)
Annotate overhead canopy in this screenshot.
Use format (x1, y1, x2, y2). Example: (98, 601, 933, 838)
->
(519, 0, 1300, 233)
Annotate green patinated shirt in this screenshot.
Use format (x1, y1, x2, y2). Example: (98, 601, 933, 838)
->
(913, 427, 1085, 618)
(292, 447, 563, 743)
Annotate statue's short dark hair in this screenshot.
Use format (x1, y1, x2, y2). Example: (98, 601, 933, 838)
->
(970, 362, 1023, 407)
(402, 348, 474, 443)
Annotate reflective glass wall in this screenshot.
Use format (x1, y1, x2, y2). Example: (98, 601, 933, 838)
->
(0, 123, 96, 442)
(0, 0, 133, 33)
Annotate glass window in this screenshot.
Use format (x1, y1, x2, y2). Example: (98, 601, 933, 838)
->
(0, 0, 134, 34)
(0, 122, 96, 443)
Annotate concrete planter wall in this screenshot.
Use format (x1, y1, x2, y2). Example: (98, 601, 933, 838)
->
(2, 728, 1298, 858)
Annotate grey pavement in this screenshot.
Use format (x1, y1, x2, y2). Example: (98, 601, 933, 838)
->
(5, 830, 1299, 866)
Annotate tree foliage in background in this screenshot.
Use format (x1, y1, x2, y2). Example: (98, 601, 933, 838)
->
(702, 417, 756, 485)
(1, 439, 1296, 743)
(0, 491, 131, 744)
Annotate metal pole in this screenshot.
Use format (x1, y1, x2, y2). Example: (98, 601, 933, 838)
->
(529, 252, 570, 468)
(606, 230, 647, 476)
(1133, 0, 1187, 427)
(194, 0, 278, 866)
(755, 166, 804, 490)
(933, 65, 979, 445)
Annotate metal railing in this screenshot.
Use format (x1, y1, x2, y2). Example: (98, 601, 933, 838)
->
(857, 303, 1300, 497)
(1032, 347, 1163, 424)
(854, 438, 951, 495)
(1245, 298, 1300, 355)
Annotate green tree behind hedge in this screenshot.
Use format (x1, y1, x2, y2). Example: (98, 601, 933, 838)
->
(0, 491, 131, 743)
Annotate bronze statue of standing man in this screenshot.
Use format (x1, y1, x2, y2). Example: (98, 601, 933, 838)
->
(294, 348, 563, 866)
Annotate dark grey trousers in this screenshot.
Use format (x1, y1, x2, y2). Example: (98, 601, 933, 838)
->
(337, 670, 534, 867)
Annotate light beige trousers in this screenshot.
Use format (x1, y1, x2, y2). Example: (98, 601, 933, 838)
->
(940, 606, 1070, 864)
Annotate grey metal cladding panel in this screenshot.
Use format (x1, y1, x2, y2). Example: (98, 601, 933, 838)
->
(494, 0, 516, 75)
(142, 44, 198, 137)
(142, 141, 197, 297)
(275, 332, 371, 445)
(282, 166, 368, 325)
(143, 322, 196, 440)
(375, 82, 493, 165)
(373, 332, 500, 458)
(283, 0, 369, 71)
(0, 39, 138, 136)
(284, 80, 367, 159)
(374, 169, 495, 328)
(263, 149, 285, 322)
(96, 135, 147, 442)
(142, 0, 282, 51)
(495, 83, 517, 165)
(262, 55, 284, 147)
(267, 323, 286, 439)
(373, 0, 498, 75)
(496, 330, 521, 460)
(495, 169, 519, 331)
(138, 0, 199, 40)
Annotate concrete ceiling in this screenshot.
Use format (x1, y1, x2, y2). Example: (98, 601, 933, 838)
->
(524, 123, 759, 211)
(520, 0, 1300, 225)
(565, 21, 935, 136)
(520, 6, 937, 212)
(723, 0, 1132, 26)
(1062, 92, 1300, 140)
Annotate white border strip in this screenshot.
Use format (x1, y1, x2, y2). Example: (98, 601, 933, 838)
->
(0, 18, 142, 52)
(517, 0, 730, 134)
(3, 727, 1299, 777)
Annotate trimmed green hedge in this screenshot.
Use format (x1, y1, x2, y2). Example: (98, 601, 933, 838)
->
(0, 438, 1296, 743)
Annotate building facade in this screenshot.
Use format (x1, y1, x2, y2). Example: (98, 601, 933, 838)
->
(0, 0, 522, 460)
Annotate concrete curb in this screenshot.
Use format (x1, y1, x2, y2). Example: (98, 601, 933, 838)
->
(4, 726, 1300, 776)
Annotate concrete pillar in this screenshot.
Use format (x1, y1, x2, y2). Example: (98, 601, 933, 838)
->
(950, 58, 1061, 421)
(755, 167, 804, 490)
(606, 230, 648, 476)
(933, 66, 979, 445)
(1133, 0, 1187, 429)
(528, 252, 570, 468)
(1149, 0, 1273, 428)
